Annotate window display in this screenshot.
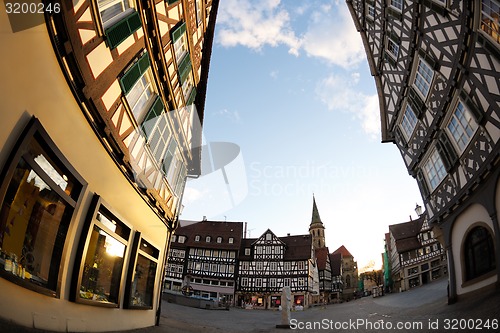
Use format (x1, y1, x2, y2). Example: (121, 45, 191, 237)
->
(126, 236, 158, 309)
(0, 118, 85, 296)
(76, 201, 131, 306)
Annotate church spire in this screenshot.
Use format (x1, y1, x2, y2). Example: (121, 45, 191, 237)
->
(309, 195, 325, 249)
(311, 195, 323, 225)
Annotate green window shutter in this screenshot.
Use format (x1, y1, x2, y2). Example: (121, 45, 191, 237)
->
(119, 53, 151, 94)
(416, 170, 430, 198)
(105, 10, 142, 50)
(141, 96, 164, 139)
(171, 22, 187, 43)
(459, 91, 484, 125)
(437, 131, 458, 172)
(186, 88, 197, 105)
(178, 54, 192, 83)
(408, 87, 425, 119)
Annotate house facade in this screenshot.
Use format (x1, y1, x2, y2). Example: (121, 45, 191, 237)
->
(236, 230, 319, 309)
(164, 220, 243, 305)
(347, 0, 500, 302)
(388, 216, 447, 292)
(0, 0, 218, 331)
(333, 245, 358, 300)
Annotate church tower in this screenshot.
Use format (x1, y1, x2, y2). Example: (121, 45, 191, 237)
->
(309, 196, 326, 249)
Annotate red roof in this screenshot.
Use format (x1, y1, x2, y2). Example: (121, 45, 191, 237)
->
(332, 245, 353, 258)
(315, 247, 330, 270)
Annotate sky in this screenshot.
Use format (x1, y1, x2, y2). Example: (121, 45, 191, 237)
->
(181, 0, 423, 272)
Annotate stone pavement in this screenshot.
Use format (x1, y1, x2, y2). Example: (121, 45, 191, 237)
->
(1, 278, 499, 333)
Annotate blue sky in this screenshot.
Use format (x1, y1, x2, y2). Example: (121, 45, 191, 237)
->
(182, 0, 423, 272)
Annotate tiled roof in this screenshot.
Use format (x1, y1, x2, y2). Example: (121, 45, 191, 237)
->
(282, 234, 313, 260)
(173, 220, 244, 250)
(330, 253, 342, 275)
(332, 245, 353, 258)
(389, 217, 424, 253)
(315, 247, 330, 270)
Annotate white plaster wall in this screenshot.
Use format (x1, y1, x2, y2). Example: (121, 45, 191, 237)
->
(0, 6, 168, 332)
(451, 203, 497, 296)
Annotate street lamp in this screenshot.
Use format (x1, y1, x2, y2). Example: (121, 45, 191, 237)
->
(415, 203, 423, 217)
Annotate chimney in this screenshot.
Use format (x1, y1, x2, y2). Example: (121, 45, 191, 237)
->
(287, 233, 290, 237)
(202, 216, 207, 221)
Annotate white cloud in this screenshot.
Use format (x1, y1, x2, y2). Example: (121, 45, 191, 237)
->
(216, 1, 365, 68)
(217, 0, 301, 55)
(213, 108, 241, 123)
(316, 74, 380, 139)
(300, 3, 365, 69)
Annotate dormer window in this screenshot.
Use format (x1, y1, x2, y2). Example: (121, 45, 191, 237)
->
(195, 235, 200, 242)
(178, 235, 186, 243)
(206, 236, 211, 242)
(229, 237, 234, 244)
(217, 236, 222, 243)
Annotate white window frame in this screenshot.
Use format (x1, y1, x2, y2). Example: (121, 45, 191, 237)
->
(256, 278, 262, 288)
(229, 237, 234, 244)
(97, 0, 133, 28)
(390, 0, 403, 11)
(366, 3, 375, 19)
(400, 103, 418, 139)
(446, 100, 478, 152)
(126, 68, 156, 122)
(178, 235, 186, 243)
(387, 37, 400, 59)
(206, 236, 211, 243)
(195, 235, 200, 242)
(173, 33, 189, 63)
(423, 148, 447, 191)
(241, 277, 248, 287)
(217, 236, 222, 243)
(245, 248, 251, 255)
(256, 262, 264, 271)
(413, 57, 434, 100)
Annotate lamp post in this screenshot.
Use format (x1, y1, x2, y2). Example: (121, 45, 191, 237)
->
(415, 203, 423, 217)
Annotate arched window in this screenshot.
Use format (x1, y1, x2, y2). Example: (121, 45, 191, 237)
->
(464, 226, 496, 281)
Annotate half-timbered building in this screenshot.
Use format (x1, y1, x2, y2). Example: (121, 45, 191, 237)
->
(347, 0, 500, 302)
(164, 220, 243, 305)
(0, 0, 218, 330)
(315, 247, 332, 303)
(236, 230, 319, 309)
(388, 215, 447, 292)
(330, 252, 344, 301)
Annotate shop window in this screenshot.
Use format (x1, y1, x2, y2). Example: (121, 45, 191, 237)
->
(0, 118, 85, 297)
(125, 234, 159, 309)
(73, 196, 131, 306)
(464, 226, 496, 281)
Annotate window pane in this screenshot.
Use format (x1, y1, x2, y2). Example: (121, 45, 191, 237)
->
(0, 158, 75, 291)
(129, 254, 157, 308)
(447, 101, 477, 151)
(80, 225, 125, 304)
(414, 59, 434, 98)
(481, 0, 500, 44)
(98, 0, 131, 26)
(401, 104, 417, 138)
